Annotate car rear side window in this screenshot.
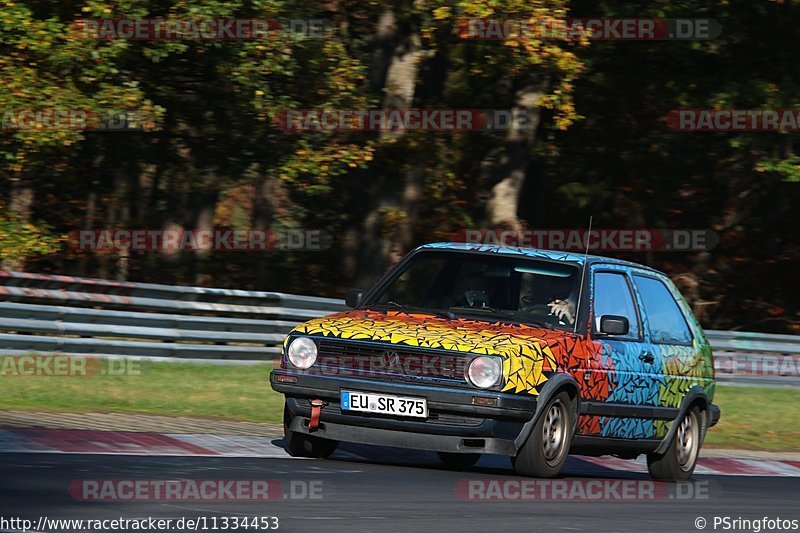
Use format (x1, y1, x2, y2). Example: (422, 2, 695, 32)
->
(633, 275, 693, 345)
(593, 272, 640, 340)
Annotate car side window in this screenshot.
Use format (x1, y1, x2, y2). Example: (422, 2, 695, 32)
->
(592, 272, 641, 340)
(633, 275, 693, 345)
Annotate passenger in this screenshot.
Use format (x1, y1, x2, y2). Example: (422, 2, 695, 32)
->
(519, 275, 577, 325)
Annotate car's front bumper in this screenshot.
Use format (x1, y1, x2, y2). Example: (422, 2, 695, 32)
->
(709, 403, 721, 427)
(270, 369, 538, 456)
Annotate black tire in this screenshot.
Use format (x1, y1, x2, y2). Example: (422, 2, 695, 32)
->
(647, 406, 704, 482)
(283, 404, 339, 459)
(512, 391, 574, 478)
(438, 452, 480, 470)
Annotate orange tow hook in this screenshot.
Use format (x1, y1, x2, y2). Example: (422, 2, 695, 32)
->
(309, 399, 326, 431)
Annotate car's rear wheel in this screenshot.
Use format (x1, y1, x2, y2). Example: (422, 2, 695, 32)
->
(647, 406, 703, 481)
(438, 452, 480, 470)
(513, 391, 574, 478)
(283, 404, 339, 459)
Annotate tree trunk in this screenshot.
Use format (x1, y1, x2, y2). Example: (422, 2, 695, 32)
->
(1, 180, 34, 271)
(355, 8, 428, 287)
(484, 83, 544, 231)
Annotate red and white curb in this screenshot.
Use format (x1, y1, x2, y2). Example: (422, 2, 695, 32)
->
(575, 454, 800, 477)
(2, 427, 799, 477)
(0, 428, 289, 458)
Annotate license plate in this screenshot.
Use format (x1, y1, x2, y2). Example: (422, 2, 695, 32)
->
(340, 390, 428, 418)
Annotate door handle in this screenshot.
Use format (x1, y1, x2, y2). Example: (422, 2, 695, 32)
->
(639, 352, 655, 363)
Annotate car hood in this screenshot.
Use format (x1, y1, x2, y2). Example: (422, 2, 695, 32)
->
(289, 309, 599, 394)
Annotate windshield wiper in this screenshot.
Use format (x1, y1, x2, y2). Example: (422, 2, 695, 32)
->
(366, 302, 456, 320)
(449, 306, 556, 330)
(449, 305, 504, 315)
(518, 319, 557, 330)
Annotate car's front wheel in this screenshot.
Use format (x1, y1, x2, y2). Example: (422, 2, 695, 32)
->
(647, 406, 703, 481)
(513, 391, 574, 478)
(283, 404, 339, 459)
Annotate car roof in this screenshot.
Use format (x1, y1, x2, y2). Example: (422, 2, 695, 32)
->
(418, 242, 665, 275)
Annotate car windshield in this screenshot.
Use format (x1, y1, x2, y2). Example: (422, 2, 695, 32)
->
(364, 251, 581, 330)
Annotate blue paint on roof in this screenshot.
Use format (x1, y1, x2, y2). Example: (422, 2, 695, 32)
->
(418, 242, 662, 273)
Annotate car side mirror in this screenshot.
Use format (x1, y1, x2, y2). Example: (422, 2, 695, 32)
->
(345, 288, 364, 308)
(599, 315, 629, 336)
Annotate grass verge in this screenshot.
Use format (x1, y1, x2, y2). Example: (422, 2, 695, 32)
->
(0, 361, 283, 424)
(1, 361, 798, 451)
(703, 385, 800, 451)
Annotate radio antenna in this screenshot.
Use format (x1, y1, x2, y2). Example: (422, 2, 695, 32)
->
(572, 216, 593, 335)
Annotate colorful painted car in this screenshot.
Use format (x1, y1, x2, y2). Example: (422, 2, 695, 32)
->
(270, 242, 720, 480)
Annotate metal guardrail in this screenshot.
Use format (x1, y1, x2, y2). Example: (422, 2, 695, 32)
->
(0, 271, 798, 384)
(0, 271, 344, 319)
(705, 330, 800, 355)
(705, 330, 800, 386)
(0, 271, 345, 361)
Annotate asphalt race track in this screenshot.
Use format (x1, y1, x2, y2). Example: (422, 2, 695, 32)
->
(1, 442, 799, 533)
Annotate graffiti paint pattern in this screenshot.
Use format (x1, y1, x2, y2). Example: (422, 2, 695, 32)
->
(286, 243, 715, 440)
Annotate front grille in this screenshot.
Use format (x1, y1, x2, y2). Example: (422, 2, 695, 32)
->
(311, 338, 467, 382)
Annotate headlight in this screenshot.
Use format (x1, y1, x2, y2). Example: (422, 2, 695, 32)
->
(287, 337, 318, 369)
(465, 356, 502, 389)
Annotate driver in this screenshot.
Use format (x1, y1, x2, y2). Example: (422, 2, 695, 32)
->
(460, 271, 495, 308)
